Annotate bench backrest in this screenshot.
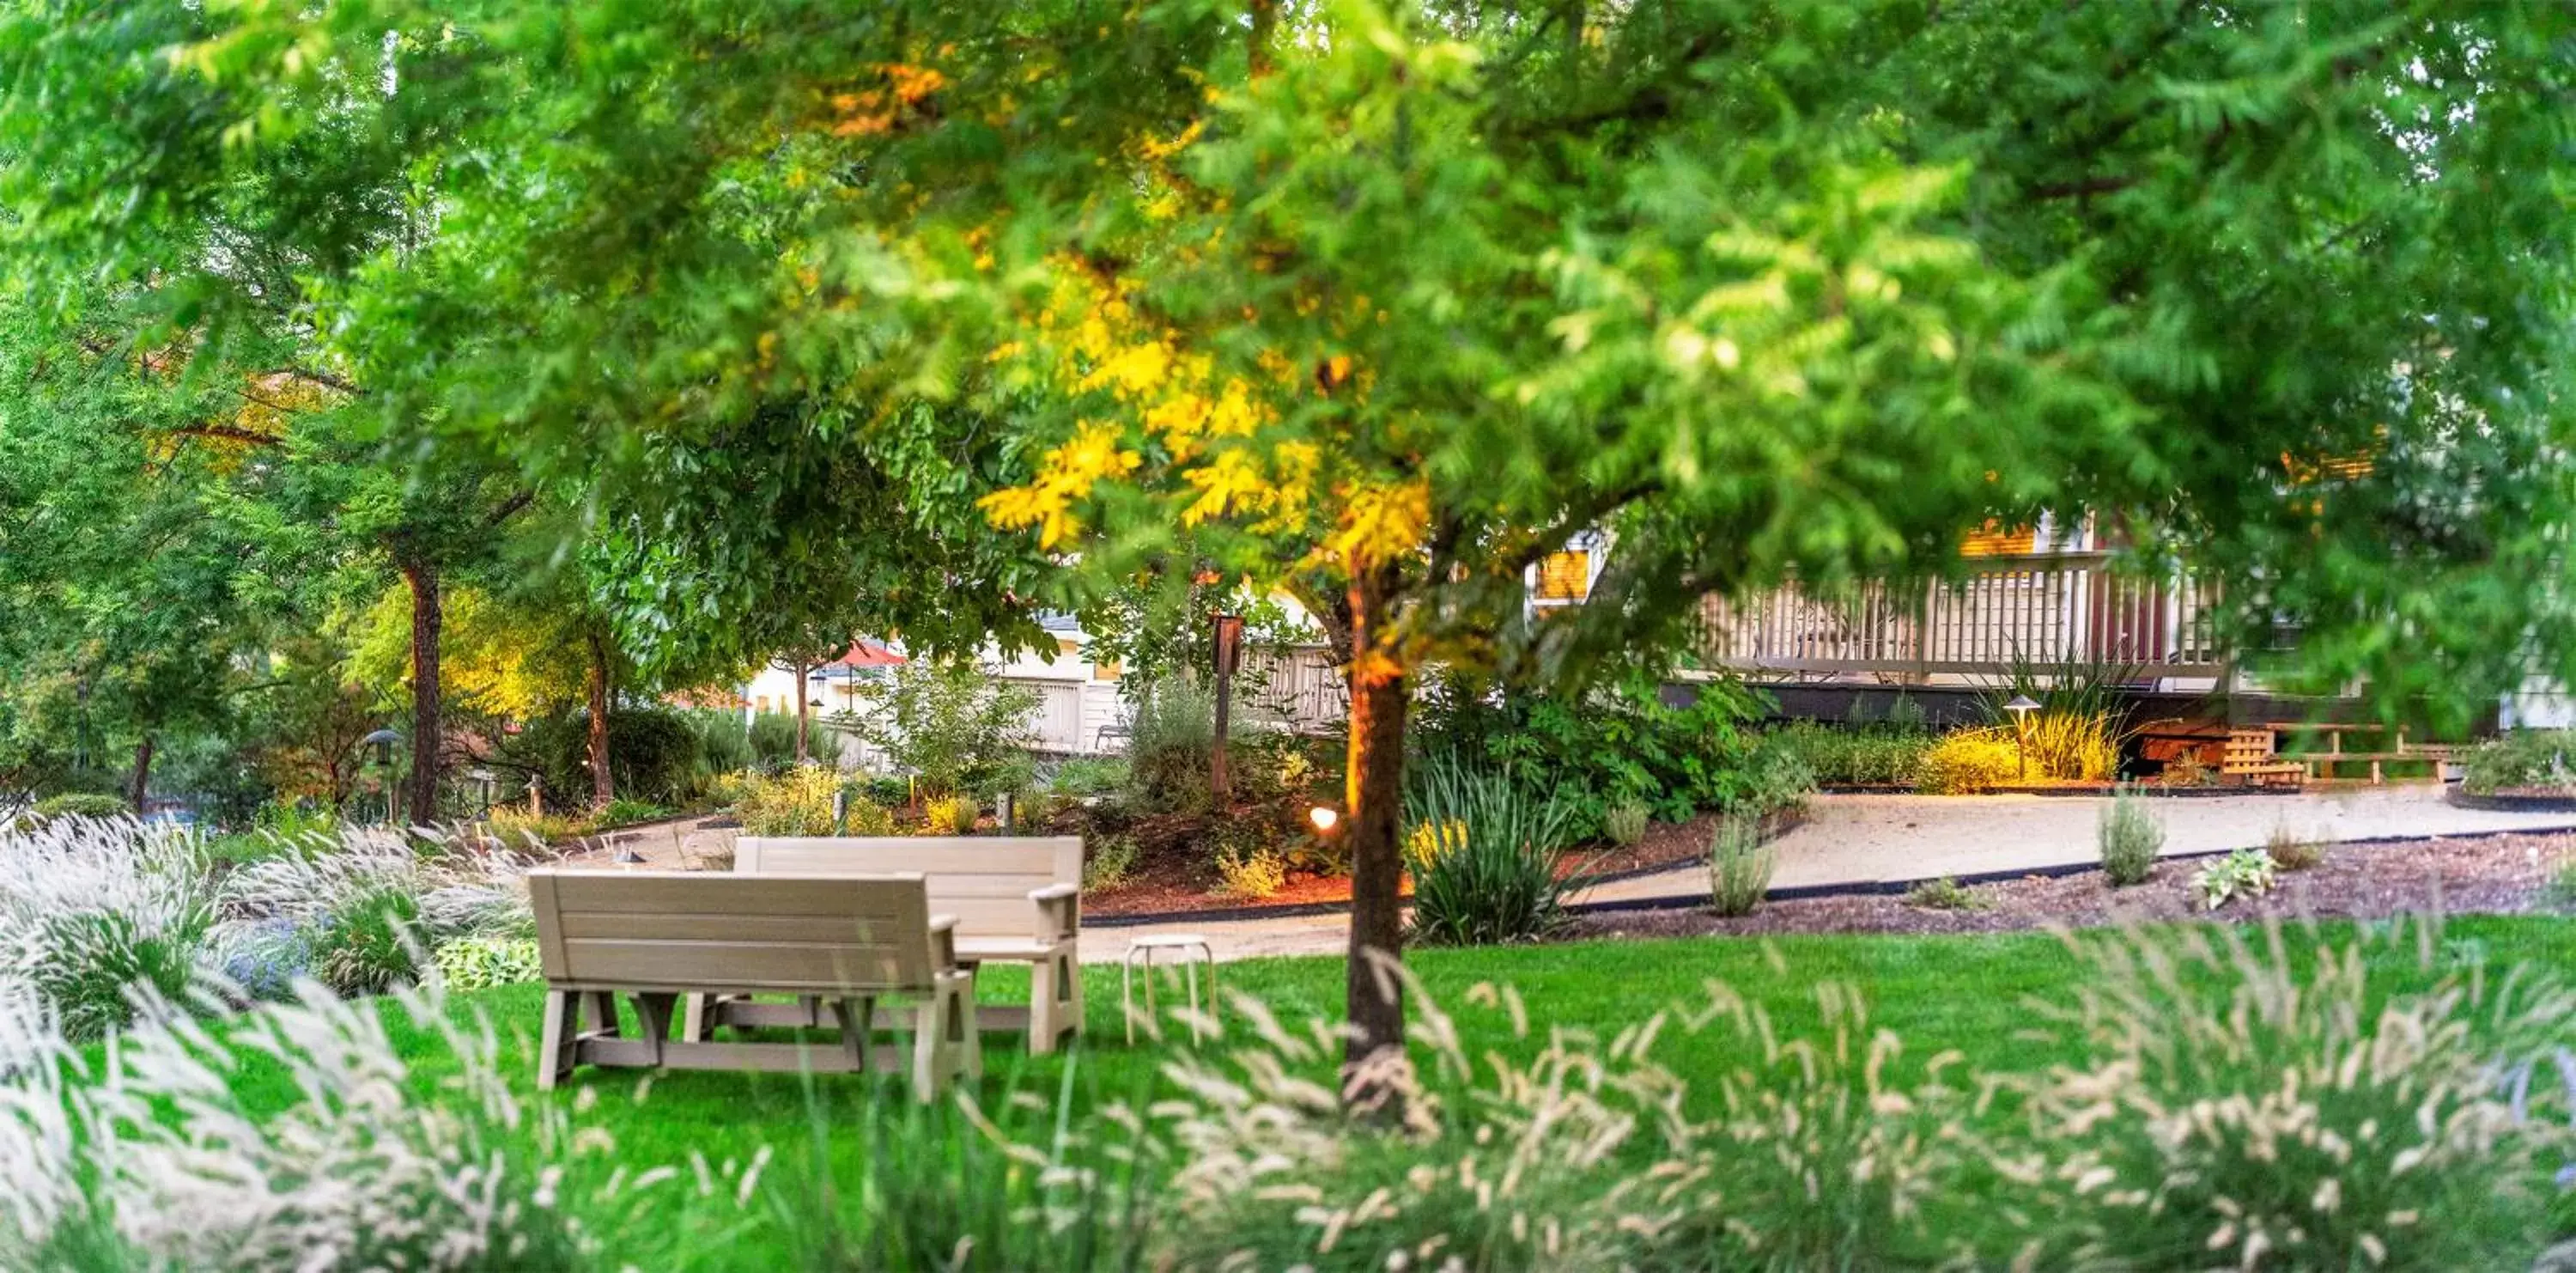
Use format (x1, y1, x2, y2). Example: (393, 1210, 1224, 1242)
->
(527, 869, 939, 993)
(735, 837, 1080, 938)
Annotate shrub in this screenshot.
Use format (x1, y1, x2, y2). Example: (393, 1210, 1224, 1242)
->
(747, 710, 803, 771)
(733, 764, 850, 837)
(2017, 710, 2120, 782)
(841, 798, 896, 836)
(841, 661, 1040, 797)
(2461, 729, 2576, 795)
(1048, 758, 1129, 797)
(2190, 847, 2277, 910)
(1083, 834, 1139, 890)
(1904, 875, 1984, 911)
(483, 808, 591, 850)
(2000, 921, 2571, 1270)
(923, 793, 979, 836)
(1915, 728, 2023, 794)
(683, 706, 757, 780)
(2267, 822, 2328, 871)
(28, 792, 132, 822)
(1212, 841, 1287, 900)
(1122, 677, 1274, 813)
(1412, 670, 1765, 831)
(1403, 754, 1584, 946)
(432, 936, 543, 990)
(1761, 720, 1935, 787)
(504, 704, 707, 810)
(1601, 799, 1650, 847)
(1707, 813, 1775, 917)
(594, 797, 670, 829)
(2097, 789, 2163, 886)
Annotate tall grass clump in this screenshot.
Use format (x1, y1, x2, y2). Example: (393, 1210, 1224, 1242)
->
(216, 834, 530, 1000)
(1995, 920, 2574, 1270)
(1914, 728, 2023, 794)
(0, 815, 216, 1043)
(1403, 753, 1584, 945)
(2097, 788, 2162, 886)
(1985, 654, 2134, 781)
(1155, 965, 1964, 1271)
(0, 980, 642, 1270)
(1707, 813, 1775, 917)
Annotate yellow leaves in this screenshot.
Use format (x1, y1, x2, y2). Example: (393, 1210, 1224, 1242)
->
(1324, 478, 1431, 571)
(978, 422, 1140, 548)
(1136, 119, 1205, 162)
(828, 62, 947, 137)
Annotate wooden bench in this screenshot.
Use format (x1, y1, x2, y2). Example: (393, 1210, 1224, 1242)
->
(723, 836, 1084, 1054)
(528, 869, 978, 1101)
(2223, 728, 2306, 788)
(2263, 722, 2455, 784)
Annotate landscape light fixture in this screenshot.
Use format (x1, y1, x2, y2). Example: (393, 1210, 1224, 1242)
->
(2002, 695, 2042, 782)
(1309, 805, 1340, 832)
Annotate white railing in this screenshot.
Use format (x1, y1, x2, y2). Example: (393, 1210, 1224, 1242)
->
(1240, 645, 1350, 734)
(1700, 552, 2227, 679)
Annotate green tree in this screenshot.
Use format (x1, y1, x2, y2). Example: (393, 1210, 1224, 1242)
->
(41, 0, 2576, 1090)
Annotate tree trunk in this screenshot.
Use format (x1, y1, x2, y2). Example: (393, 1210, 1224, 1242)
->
(794, 661, 812, 764)
(586, 629, 614, 809)
(126, 734, 155, 814)
(401, 557, 443, 825)
(1341, 566, 1410, 1111)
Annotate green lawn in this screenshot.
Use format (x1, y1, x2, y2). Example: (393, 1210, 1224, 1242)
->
(190, 915, 2576, 1269)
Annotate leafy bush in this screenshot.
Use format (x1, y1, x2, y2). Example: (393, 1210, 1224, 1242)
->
(2190, 847, 2277, 910)
(13, 793, 130, 831)
(483, 808, 592, 850)
(683, 706, 757, 780)
(1915, 728, 2022, 794)
(1761, 720, 1934, 787)
(2463, 730, 2576, 795)
(747, 710, 803, 771)
(841, 661, 1039, 797)
(2098, 788, 2162, 886)
(2002, 921, 2570, 1270)
(1903, 875, 1984, 911)
(1083, 834, 1139, 890)
(1734, 736, 1817, 815)
(432, 937, 543, 990)
(923, 793, 978, 836)
(1601, 798, 1649, 846)
(2267, 822, 2328, 871)
(1404, 754, 1584, 946)
(505, 705, 707, 811)
(1707, 813, 1775, 917)
(841, 799, 896, 836)
(1413, 671, 1765, 831)
(594, 797, 671, 829)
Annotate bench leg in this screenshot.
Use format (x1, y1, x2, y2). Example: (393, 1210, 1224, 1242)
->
(834, 996, 876, 1075)
(911, 990, 946, 1102)
(681, 993, 708, 1042)
(538, 989, 574, 1092)
(631, 993, 678, 1067)
(1030, 951, 1078, 1055)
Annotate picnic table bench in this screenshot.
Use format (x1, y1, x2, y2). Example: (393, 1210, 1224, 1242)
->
(529, 869, 978, 1101)
(714, 835, 1086, 1054)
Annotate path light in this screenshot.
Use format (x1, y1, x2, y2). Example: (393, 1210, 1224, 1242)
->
(2003, 694, 2042, 782)
(1309, 805, 1340, 832)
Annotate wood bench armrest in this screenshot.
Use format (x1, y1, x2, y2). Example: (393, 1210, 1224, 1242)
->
(928, 914, 960, 971)
(1027, 884, 1080, 942)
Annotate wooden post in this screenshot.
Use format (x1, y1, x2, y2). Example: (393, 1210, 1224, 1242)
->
(1212, 613, 1244, 807)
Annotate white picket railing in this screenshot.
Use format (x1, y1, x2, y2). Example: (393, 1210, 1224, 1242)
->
(1700, 552, 2227, 679)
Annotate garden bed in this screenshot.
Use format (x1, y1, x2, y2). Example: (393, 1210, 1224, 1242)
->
(1083, 808, 1783, 919)
(1568, 829, 2576, 941)
(2448, 787, 2576, 813)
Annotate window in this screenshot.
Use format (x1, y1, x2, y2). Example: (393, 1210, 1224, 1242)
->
(1534, 550, 1591, 602)
(1959, 521, 2036, 557)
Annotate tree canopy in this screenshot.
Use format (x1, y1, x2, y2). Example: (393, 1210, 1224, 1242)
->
(6, 0, 2573, 1078)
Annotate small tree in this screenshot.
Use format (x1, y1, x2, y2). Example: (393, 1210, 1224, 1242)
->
(842, 661, 1040, 798)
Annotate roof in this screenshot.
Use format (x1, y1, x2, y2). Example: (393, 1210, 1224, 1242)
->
(827, 641, 905, 668)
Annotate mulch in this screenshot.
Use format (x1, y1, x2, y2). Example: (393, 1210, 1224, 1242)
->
(1565, 830, 2576, 941)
